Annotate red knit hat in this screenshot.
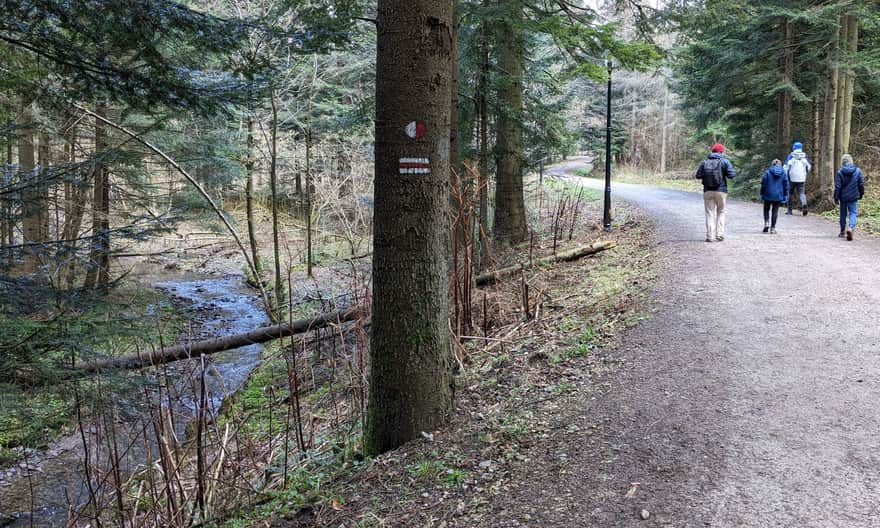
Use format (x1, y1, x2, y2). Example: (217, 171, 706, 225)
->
(711, 143, 725, 153)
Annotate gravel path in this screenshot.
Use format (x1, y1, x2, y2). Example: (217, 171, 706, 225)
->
(483, 159, 880, 527)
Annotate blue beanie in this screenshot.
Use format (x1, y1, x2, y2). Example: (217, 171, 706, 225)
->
(792, 141, 803, 151)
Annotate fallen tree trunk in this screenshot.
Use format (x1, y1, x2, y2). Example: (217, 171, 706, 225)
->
(475, 240, 616, 287)
(75, 307, 365, 374)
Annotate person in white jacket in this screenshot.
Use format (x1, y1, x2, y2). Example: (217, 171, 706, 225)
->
(785, 141, 811, 215)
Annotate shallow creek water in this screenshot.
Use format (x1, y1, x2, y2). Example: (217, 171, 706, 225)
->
(0, 276, 268, 527)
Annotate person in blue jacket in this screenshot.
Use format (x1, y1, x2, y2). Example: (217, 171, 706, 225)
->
(760, 159, 789, 234)
(834, 154, 866, 241)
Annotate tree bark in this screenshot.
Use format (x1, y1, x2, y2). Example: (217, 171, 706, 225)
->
(269, 87, 283, 315)
(366, 0, 454, 455)
(492, 0, 528, 245)
(816, 20, 840, 207)
(1, 126, 13, 249)
(61, 126, 86, 288)
(477, 19, 491, 271)
(19, 109, 41, 274)
(245, 113, 264, 281)
(660, 84, 669, 173)
(834, 18, 848, 167)
(779, 18, 794, 154)
(840, 14, 858, 156)
(449, 14, 465, 252)
(811, 95, 820, 170)
(37, 132, 51, 245)
(84, 105, 110, 289)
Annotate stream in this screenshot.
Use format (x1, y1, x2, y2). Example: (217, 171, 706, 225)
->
(0, 276, 269, 527)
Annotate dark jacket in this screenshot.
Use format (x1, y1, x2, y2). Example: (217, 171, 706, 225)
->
(834, 164, 865, 204)
(760, 164, 789, 203)
(695, 153, 736, 192)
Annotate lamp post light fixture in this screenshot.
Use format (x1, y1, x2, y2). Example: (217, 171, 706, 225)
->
(603, 57, 613, 231)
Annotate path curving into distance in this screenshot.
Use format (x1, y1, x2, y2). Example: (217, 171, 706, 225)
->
(479, 158, 880, 527)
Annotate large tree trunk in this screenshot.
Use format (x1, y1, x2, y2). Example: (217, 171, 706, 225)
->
(244, 114, 264, 281)
(1, 127, 13, 250)
(660, 84, 669, 173)
(449, 13, 463, 251)
(811, 95, 820, 169)
(37, 132, 51, 245)
(834, 19, 848, 167)
(269, 87, 283, 316)
(84, 105, 110, 289)
(62, 126, 87, 288)
(779, 18, 794, 154)
(840, 14, 858, 156)
(816, 20, 840, 208)
(492, 0, 527, 245)
(19, 110, 41, 274)
(366, 0, 454, 455)
(477, 19, 491, 271)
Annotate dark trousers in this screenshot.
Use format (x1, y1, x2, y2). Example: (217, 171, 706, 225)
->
(788, 181, 806, 213)
(763, 201, 781, 227)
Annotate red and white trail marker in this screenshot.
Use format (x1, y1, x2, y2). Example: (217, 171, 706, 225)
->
(405, 121, 427, 139)
(399, 158, 431, 174)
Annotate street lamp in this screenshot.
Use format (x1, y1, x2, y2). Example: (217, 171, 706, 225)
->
(603, 57, 613, 231)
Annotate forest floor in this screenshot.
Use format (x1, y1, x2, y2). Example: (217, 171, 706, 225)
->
(259, 158, 880, 527)
(246, 166, 661, 527)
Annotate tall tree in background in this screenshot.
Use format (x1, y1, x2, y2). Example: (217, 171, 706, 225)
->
(18, 108, 39, 273)
(366, 0, 454, 455)
(492, 0, 528, 245)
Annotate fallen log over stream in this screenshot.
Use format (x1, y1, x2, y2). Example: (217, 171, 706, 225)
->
(475, 240, 617, 287)
(76, 307, 365, 374)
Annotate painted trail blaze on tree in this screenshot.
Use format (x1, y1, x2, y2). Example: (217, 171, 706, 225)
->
(366, 0, 454, 455)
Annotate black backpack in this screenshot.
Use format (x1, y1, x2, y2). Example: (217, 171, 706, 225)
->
(701, 157, 724, 188)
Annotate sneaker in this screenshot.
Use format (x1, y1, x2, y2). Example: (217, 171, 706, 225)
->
(846, 228, 854, 241)
(839, 231, 846, 238)
(706, 237, 713, 243)
(763, 225, 770, 233)
(785, 211, 793, 215)
(803, 209, 808, 216)
(770, 228, 777, 234)
(716, 235, 724, 241)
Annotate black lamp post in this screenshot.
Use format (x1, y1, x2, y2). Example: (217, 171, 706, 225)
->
(603, 57, 613, 231)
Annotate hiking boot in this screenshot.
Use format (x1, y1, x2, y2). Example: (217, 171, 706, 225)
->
(770, 228, 777, 234)
(763, 224, 770, 233)
(846, 228, 854, 241)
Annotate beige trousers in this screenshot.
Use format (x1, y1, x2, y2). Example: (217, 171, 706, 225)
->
(704, 191, 727, 240)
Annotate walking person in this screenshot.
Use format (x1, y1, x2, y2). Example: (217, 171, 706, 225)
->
(695, 143, 736, 242)
(834, 154, 865, 241)
(760, 159, 789, 234)
(784, 141, 811, 215)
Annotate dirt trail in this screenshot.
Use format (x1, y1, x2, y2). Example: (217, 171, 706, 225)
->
(470, 159, 880, 526)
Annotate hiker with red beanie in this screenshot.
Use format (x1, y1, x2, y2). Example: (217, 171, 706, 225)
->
(695, 143, 736, 242)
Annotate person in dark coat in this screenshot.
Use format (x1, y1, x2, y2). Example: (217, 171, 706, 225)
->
(834, 153, 866, 241)
(695, 143, 736, 242)
(760, 159, 789, 234)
